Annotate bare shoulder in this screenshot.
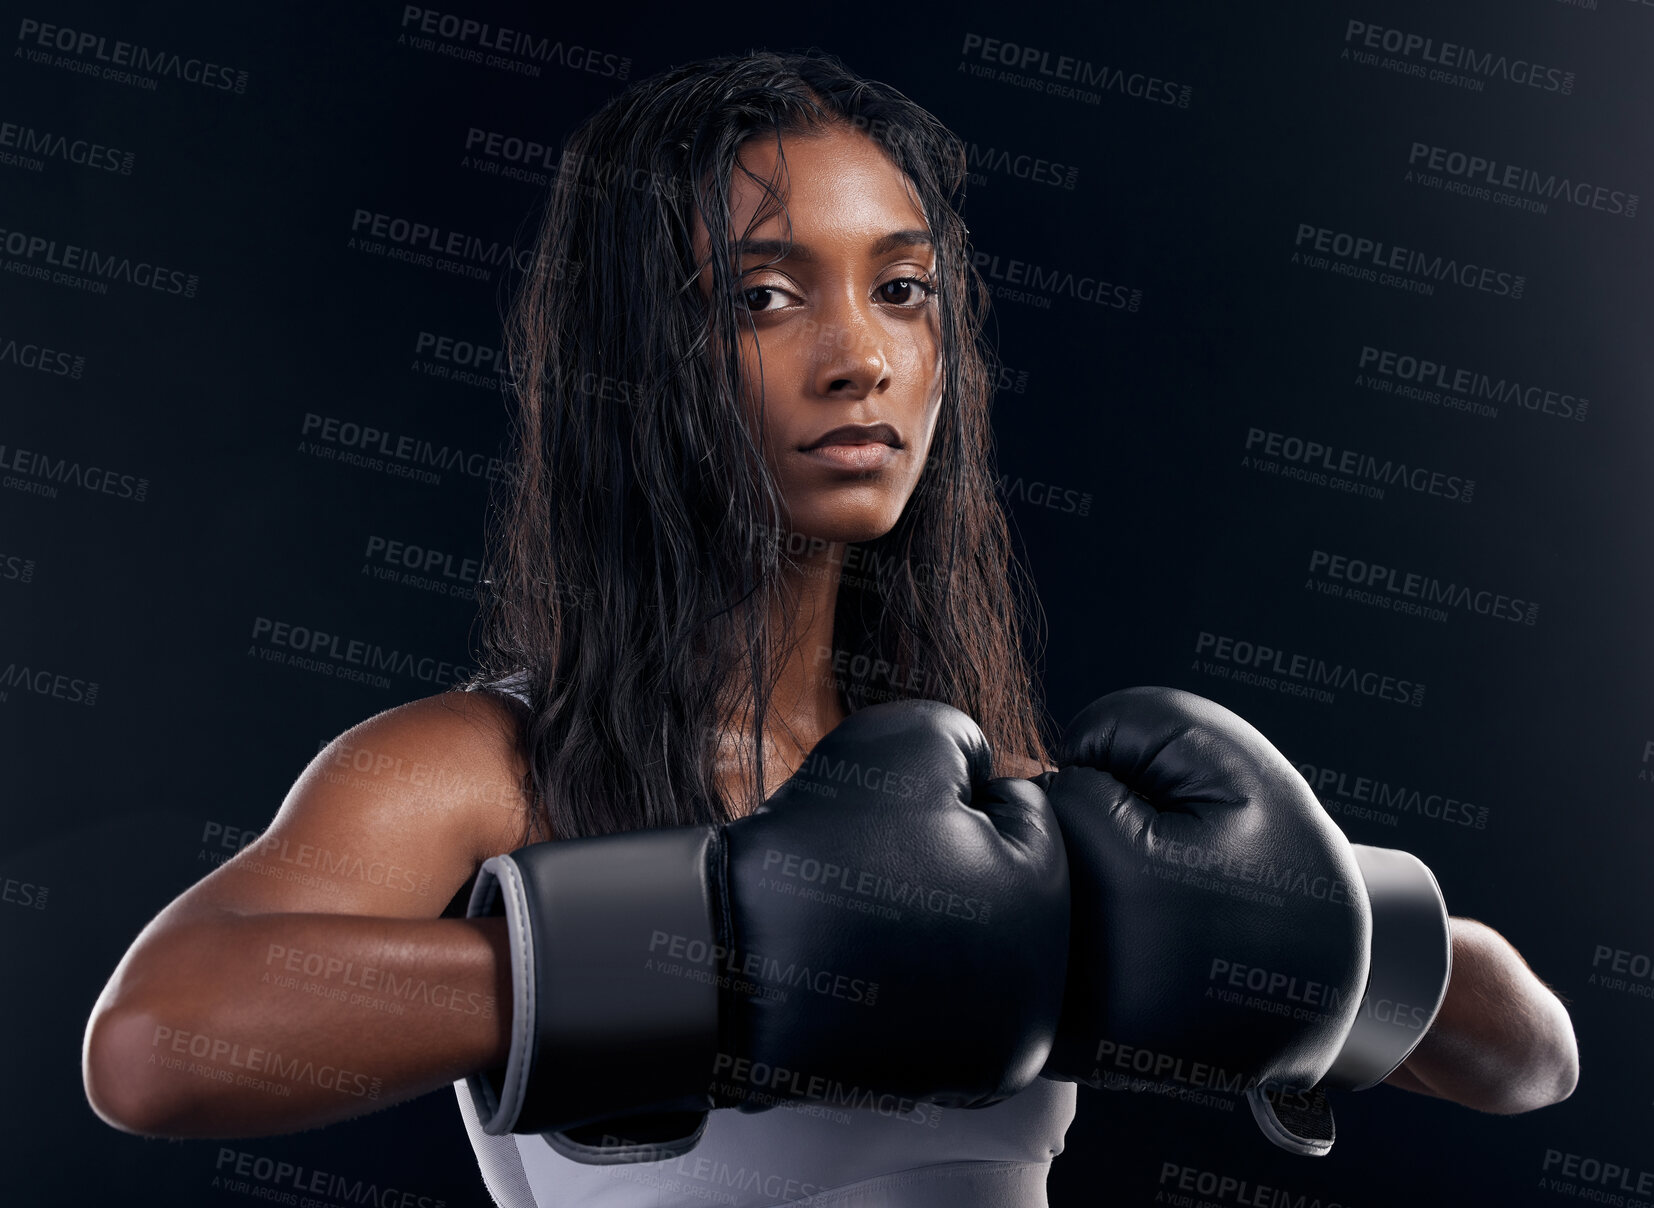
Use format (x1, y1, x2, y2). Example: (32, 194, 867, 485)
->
(299, 687, 537, 864)
(174, 686, 537, 922)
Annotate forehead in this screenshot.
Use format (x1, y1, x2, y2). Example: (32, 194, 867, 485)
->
(703, 125, 929, 251)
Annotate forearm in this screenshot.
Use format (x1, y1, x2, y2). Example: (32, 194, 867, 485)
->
(1386, 916, 1578, 1113)
(84, 910, 512, 1137)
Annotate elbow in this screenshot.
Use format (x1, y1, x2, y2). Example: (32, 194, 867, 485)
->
(1548, 1047, 1580, 1108)
(1529, 1024, 1581, 1111)
(1483, 1004, 1581, 1115)
(1480, 1057, 1577, 1115)
(1523, 996, 1581, 1112)
(84, 1002, 193, 1137)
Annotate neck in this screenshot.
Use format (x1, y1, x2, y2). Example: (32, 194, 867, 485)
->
(722, 535, 850, 751)
(771, 537, 849, 738)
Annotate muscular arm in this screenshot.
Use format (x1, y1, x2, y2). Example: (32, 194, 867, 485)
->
(88, 909, 514, 1135)
(83, 689, 536, 1137)
(1381, 916, 1579, 1114)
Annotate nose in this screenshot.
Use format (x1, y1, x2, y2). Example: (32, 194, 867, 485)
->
(811, 290, 890, 399)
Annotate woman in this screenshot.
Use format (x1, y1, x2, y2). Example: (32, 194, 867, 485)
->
(83, 48, 1575, 1207)
(84, 47, 1072, 1205)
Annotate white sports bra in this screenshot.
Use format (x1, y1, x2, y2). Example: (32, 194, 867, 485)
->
(452, 1075, 1076, 1207)
(453, 675, 1078, 1206)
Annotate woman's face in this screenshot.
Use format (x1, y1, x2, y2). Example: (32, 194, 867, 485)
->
(695, 124, 944, 545)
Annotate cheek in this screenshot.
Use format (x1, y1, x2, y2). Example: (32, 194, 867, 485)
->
(908, 335, 945, 413)
(736, 330, 804, 421)
(903, 319, 943, 388)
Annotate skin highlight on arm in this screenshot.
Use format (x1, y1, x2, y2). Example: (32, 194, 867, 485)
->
(1382, 916, 1578, 1113)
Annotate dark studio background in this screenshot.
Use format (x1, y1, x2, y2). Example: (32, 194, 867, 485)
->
(2, 1, 1650, 1204)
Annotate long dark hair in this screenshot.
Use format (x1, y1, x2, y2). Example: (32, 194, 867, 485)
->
(465, 47, 1051, 842)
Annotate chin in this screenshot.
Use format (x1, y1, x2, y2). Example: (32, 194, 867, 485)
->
(784, 503, 905, 548)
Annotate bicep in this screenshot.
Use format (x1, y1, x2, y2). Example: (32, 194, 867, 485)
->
(161, 689, 534, 927)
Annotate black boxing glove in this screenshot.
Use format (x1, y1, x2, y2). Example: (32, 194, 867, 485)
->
(1236, 842, 1453, 1155)
(1035, 687, 1370, 1147)
(464, 698, 1069, 1164)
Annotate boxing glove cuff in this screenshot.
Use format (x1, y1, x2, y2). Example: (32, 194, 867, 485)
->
(1247, 844, 1451, 1157)
(465, 827, 723, 1159)
(1323, 844, 1452, 1091)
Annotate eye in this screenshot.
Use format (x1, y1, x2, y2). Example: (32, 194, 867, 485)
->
(879, 275, 938, 308)
(736, 283, 795, 313)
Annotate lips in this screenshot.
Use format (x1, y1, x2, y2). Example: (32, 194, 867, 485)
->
(800, 422, 901, 451)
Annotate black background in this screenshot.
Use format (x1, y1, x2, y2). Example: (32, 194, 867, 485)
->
(3, 1, 1650, 1204)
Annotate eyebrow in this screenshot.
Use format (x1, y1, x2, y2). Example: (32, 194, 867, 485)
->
(731, 229, 933, 264)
